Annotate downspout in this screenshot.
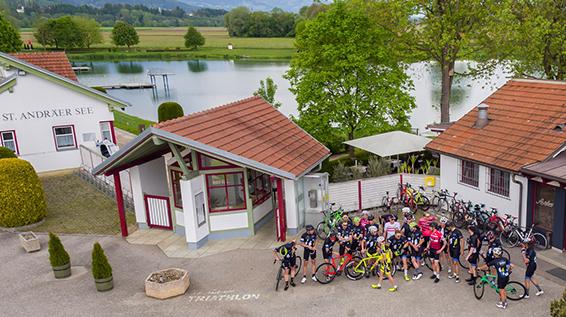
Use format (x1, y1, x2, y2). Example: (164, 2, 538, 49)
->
(512, 174, 523, 227)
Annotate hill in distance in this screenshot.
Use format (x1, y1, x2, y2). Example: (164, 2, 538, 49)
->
(182, 0, 317, 12)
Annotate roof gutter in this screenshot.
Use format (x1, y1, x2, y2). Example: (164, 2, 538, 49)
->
(296, 153, 332, 179)
(512, 174, 524, 227)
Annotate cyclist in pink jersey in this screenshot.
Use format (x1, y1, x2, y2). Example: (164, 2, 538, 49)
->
(425, 222, 446, 283)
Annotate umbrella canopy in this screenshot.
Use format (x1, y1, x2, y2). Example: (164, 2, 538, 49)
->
(344, 131, 431, 157)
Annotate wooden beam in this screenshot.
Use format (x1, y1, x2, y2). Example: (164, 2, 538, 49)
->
(168, 142, 191, 180)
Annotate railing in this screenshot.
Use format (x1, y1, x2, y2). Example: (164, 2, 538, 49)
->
(78, 145, 134, 209)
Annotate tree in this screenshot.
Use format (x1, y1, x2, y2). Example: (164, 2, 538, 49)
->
(49, 16, 83, 49)
(111, 21, 139, 48)
(285, 0, 415, 158)
(224, 6, 251, 37)
(184, 27, 205, 50)
(0, 146, 17, 159)
(72, 16, 103, 48)
(0, 13, 22, 52)
(158, 102, 184, 122)
(48, 233, 70, 267)
(33, 18, 53, 48)
(91, 242, 112, 280)
(253, 77, 282, 108)
(551, 288, 566, 317)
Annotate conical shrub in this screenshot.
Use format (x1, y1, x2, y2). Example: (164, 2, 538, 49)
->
(48, 233, 70, 267)
(91, 242, 112, 280)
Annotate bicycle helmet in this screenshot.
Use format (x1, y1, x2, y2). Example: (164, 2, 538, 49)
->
(305, 224, 315, 231)
(429, 222, 438, 229)
(402, 207, 411, 214)
(446, 221, 455, 228)
(440, 216, 448, 224)
(368, 215, 375, 221)
(369, 226, 378, 234)
(492, 247, 502, 257)
(329, 231, 337, 238)
(353, 217, 361, 224)
(377, 236, 385, 243)
(485, 230, 495, 241)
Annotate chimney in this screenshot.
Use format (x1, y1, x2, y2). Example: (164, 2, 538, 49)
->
(475, 103, 489, 128)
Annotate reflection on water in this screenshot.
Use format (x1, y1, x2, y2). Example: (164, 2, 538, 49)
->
(76, 60, 512, 131)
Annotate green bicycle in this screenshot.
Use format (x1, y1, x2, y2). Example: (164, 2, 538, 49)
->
(316, 203, 344, 240)
(473, 271, 526, 301)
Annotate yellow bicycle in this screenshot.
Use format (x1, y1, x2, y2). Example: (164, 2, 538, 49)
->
(345, 250, 396, 280)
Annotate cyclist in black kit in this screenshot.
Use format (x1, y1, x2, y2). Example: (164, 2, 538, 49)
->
(272, 240, 298, 291)
(322, 232, 338, 264)
(479, 247, 514, 309)
(446, 222, 464, 283)
(483, 231, 501, 273)
(465, 226, 482, 285)
(407, 222, 425, 280)
(521, 239, 544, 298)
(351, 217, 364, 253)
(337, 221, 352, 268)
(388, 230, 410, 281)
(299, 224, 318, 284)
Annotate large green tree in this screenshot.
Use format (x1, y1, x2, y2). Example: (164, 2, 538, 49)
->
(253, 77, 282, 108)
(111, 21, 139, 48)
(33, 16, 83, 49)
(72, 16, 103, 48)
(184, 26, 205, 50)
(0, 13, 22, 52)
(286, 0, 415, 157)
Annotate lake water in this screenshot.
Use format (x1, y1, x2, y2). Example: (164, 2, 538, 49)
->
(76, 60, 511, 132)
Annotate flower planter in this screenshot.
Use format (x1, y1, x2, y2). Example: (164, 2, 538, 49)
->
(95, 276, 114, 292)
(145, 268, 190, 300)
(19, 232, 40, 253)
(52, 262, 72, 279)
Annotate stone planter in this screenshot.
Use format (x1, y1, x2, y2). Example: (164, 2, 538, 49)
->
(145, 268, 190, 300)
(19, 232, 41, 252)
(95, 276, 114, 292)
(52, 262, 72, 279)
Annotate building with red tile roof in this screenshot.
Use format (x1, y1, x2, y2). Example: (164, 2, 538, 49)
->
(426, 79, 566, 250)
(11, 52, 78, 81)
(92, 97, 331, 247)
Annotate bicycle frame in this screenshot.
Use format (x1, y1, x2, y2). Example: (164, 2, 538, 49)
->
(324, 252, 354, 275)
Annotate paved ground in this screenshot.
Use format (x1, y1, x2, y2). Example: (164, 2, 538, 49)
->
(1, 232, 562, 317)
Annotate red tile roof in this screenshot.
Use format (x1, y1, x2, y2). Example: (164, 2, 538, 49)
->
(11, 52, 77, 81)
(156, 96, 331, 177)
(426, 79, 566, 172)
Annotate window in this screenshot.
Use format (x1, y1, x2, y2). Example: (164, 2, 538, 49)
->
(0, 130, 18, 154)
(459, 160, 479, 187)
(198, 153, 237, 170)
(53, 125, 77, 151)
(206, 172, 246, 212)
(488, 168, 510, 197)
(100, 121, 116, 143)
(171, 170, 183, 209)
(248, 170, 272, 206)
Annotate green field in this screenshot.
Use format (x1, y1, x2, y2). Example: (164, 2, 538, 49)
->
(20, 27, 296, 61)
(112, 110, 155, 135)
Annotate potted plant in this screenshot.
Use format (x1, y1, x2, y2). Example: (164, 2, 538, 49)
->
(19, 232, 40, 252)
(48, 233, 71, 279)
(91, 242, 113, 292)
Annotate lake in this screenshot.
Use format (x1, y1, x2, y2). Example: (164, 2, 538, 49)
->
(75, 60, 511, 132)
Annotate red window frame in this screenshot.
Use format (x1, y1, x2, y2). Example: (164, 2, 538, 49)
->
(198, 153, 237, 170)
(488, 168, 510, 197)
(52, 125, 78, 151)
(249, 170, 272, 206)
(170, 170, 184, 209)
(99, 121, 117, 144)
(205, 171, 247, 213)
(0, 130, 19, 155)
(460, 160, 479, 187)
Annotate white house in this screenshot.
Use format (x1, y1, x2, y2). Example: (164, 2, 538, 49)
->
(92, 96, 331, 249)
(427, 79, 566, 250)
(0, 52, 129, 172)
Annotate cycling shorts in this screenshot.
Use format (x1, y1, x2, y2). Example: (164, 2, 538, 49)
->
(322, 249, 333, 260)
(449, 249, 460, 260)
(429, 249, 440, 261)
(468, 253, 479, 266)
(380, 262, 393, 275)
(339, 243, 351, 255)
(303, 249, 316, 261)
(497, 276, 509, 290)
(525, 263, 537, 279)
(282, 256, 297, 269)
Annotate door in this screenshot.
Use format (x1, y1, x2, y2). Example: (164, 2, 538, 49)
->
(144, 194, 173, 230)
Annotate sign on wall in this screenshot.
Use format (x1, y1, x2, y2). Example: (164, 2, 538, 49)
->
(196, 192, 206, 227)
(1, 107, 95, 122)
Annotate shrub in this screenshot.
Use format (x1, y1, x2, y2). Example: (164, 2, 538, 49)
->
(0, 158, 47, 227)
(552, 288, 566, 317)
(0, 146, 17, 159)
(332, 161, 351, 182)
(91, 242, 112, 279)
(367, 155, 391, 178)
(48, 233, 70, 267)
(157, 102, 184, 123)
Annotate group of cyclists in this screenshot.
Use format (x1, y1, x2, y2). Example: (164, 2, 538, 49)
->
(273, 208, 545, 309)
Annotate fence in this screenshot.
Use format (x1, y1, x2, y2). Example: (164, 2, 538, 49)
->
(78, 145, 134, 210)
(328, 173, 439, 212)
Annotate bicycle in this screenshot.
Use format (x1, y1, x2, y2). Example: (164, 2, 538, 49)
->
(314, 252, 354, 284)
(381, 191, 400, 211)
(274, 255, 302, 291)
(316, 203, 344, 240)
(500, 223, 548, 250)
(432, 189, 457, 214)
(459, 249, 511, 270)
(404, 185, 431, 211)
(473, 270, 526, 301)
(344, 250, 397, 280)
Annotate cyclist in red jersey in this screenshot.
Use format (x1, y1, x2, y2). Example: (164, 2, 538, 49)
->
(425, 222, 446, 283)
(418, 212, 437, 244)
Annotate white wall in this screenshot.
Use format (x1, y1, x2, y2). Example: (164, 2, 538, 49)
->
(0, 71, 115, 172)
(440, 155, 528, 225)
(130, 166, 146, 225)
(128, 157, 168, 225)
(252, 198, 273, 224)
(284, 179, 298, 230)
(209, 212, 248, 231)
(181, 176, 209, 244)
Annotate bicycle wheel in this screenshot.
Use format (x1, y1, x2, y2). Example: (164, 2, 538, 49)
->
(420, 196, 431, 211)
(294, 256, 303, 273)
(435, 198, 448, 214)
(316, 222, 328, 240)
(459, 257, 470, 270)
(381, 196, 389, 209)
(345, 257, 365, 280)
(473, 279, 485, 300)
(275, 265, 284, 291)
(505, 281, 527, 301)
(423, 256, 433, 271)
(501, 249, 511, 262)
(532, 233, 548, 250)
(452, 212, 465, 229)
(507, 231, 521, 248)
(314, 262, 337, 284)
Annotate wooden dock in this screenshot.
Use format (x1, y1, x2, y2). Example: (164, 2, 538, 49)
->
(72, 66, 91, 72)
(101, 83, 156, 90)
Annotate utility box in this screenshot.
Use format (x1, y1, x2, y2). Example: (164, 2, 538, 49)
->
(425, 175, 436, 187)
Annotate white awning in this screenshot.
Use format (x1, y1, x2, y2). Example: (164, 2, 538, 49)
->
(344, 131, 431, 157)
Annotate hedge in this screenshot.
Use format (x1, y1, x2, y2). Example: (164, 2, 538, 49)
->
(0, 146, 17, 159)
(0, 158, 47, 227)
(48, 233, 70, 267)
(92, 242, 112, 279)
(158, 102, 184, 123)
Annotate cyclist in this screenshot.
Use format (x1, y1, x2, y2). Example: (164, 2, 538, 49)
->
(337, 221, 352, 269)
(366, 214, 378, 234)
(371, 236, 398, 292)
(389, 229, 410, 281)
(418, 212, 437, 245)
(322, 232, 338, 264)
(299, 225, 318, 284)
(351, 217, 364, 253)
(272, 240, 298, 291)
(384, 216, 401, 239)
(362, 225, 380, 278)
(401, 208, 414, 236)
(425, 222, 445, 283)
(479, 247, 514, 309)
(521, 239, 544, 298)
(483, 231, 501, 273)
(407, 222, 425, 280)
(465, 225, 482, 285)
(446, 221, 464, 283)
(439, 216, 451, 275)
(360, 210, 370, 229)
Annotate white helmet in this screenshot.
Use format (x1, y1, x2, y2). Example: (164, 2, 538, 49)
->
(377, 236, 385, 243)
(440, 216, 448, 224)
(369, 226, 378, 234)
(402, 207, 411, 214)
(492, 247, 503, 257)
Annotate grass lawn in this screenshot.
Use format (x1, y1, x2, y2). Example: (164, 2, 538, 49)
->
(19, 27, 296, 61)
(113, 110, 155, 135)
(33, 170, 136, 235)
